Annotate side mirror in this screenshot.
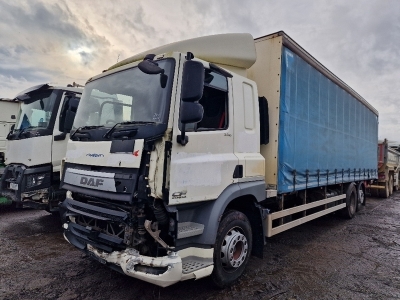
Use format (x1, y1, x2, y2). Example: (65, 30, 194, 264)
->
(178, 59, 205, 146)
(63, 97, 80, 133)
(7, 124, 15, 140)
(180, 102, 204, 124)
(138, 59, 164, 75)
(138, 56, 168, 88)
(181, 61, 205, 102)
(64, 111, 75, 132)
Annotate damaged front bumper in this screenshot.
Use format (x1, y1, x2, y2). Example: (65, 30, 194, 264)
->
(63, 223, 183, 287)
(89, 244, 182, 287)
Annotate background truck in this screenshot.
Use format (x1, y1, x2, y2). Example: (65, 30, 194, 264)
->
(369, 139, 400, 198)
(0, 84, 82, 212)
(0, 98, 20, 166)
(59, 31, 378, 287)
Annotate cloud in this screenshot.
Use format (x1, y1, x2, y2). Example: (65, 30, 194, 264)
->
(0, 0, 399, 141)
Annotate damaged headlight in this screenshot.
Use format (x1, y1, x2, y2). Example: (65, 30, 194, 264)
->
(26, 173, 48, 189)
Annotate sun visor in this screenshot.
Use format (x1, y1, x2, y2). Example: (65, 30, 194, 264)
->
(109, 33, 257, 71)
(14, 84, 50, 102)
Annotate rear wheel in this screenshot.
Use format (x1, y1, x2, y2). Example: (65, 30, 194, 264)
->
(211, 210, 252, 288)
(389, 175, 394, 195)
(356, 183, 366, 212)
(342, 183, 357, 219)
(379, 181, 390, 198)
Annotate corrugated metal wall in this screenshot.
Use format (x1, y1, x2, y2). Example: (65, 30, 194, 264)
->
(277, 47, 378, 194)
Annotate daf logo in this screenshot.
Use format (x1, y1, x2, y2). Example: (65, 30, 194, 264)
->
(80, 176, 104, 187)
(86, 153, 104, 158)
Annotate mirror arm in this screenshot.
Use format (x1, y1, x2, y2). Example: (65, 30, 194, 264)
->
(177, 125, 188, 146)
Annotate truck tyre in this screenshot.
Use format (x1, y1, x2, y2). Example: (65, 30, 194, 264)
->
(389, 175, 394, 195)
(211, 210, 252, 288)
(356, 182, 366, 212)
(342, 183, 357, 219)
(379, 181, 390, 198)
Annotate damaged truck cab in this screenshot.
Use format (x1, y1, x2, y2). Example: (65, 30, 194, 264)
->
(60, 32, 378, 287)
(0, 84, 82, 212)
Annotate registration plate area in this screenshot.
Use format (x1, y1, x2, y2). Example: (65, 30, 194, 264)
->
(8, 182, 18, 190)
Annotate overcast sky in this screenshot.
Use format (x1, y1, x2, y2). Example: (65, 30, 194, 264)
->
(0, 0, 399, 141)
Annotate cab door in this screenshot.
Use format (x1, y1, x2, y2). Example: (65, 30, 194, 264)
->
(168, 65, 238, 205)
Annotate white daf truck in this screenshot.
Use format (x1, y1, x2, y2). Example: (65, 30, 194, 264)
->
(60, 32, 378, 287)
(0, 84, 82, 212)
(0, 98, 20, 166)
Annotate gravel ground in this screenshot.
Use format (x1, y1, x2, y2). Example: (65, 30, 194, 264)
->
(1, 193, 400, 300)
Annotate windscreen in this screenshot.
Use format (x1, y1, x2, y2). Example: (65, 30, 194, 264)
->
(73, 58, 175, 129)
(14, 90, 58, 130)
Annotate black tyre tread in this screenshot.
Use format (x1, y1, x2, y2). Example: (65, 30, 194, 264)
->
(342, 183, 357, 219)
(379, 181, 390, 198)
(211, 210, 252, 288)
(356, 182, 366, 212)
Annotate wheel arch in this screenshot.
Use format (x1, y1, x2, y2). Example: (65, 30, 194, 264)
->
(174, 181, 265, 255)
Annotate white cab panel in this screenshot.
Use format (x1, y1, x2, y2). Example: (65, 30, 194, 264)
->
(6, 135, 52, 166)
(65, 139, 143, 169)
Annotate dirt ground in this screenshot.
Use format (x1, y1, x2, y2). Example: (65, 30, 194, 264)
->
(1, 193, 400, 300)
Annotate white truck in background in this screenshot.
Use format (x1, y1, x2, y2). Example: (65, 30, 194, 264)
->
(0, 84, 82, 212)
(59, 32, 378, 287)
(0, 98, 20, 166)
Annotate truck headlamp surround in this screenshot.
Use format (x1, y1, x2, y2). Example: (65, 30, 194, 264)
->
(26, 173, 48, 188)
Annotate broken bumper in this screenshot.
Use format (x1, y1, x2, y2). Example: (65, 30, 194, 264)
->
(63, 225, 183, 287)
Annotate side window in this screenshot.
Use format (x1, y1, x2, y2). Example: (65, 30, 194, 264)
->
(186, 69, 229, 132)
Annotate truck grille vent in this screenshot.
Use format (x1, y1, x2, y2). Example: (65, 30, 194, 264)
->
(70, 204, 126, 223)
(76, 215, 125, 240)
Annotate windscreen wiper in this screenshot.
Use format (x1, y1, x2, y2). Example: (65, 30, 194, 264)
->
(103, 121, 155, 139)
(17, 126, 36, 138)
(70, 125, 104, 140)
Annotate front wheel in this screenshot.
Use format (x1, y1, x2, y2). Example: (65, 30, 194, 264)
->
(211, 210, 252, 288)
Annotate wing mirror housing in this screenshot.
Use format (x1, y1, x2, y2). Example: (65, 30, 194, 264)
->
(177, 56, 205, 146)
(138, 54, 168, 88)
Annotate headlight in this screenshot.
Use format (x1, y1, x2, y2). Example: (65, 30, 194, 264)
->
(26, 173, 48, 188)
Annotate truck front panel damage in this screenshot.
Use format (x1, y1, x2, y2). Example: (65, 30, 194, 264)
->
(0, 163, 53, 208)
(61, 194, 214, 287)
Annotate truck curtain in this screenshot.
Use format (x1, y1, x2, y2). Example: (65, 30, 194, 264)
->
(277, 47, 378, 194)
